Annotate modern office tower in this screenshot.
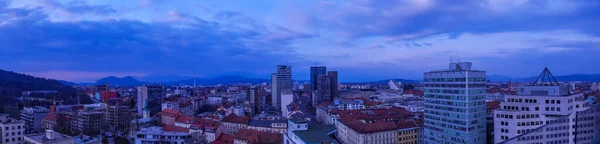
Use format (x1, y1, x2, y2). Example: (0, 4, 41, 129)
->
(493, 68, 592, 144)
(272, 65, 292, 109)
(137, 85, 164, 116)
(313, 74, 332, 107)
(20, 106, 49, 133)
(328, 71, 339, 99)
(423, 62, 487, 144)
(310, 66, 327, 101)
(247, 86, 263, 116)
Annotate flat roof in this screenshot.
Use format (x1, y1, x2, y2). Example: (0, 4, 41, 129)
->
(293, 124, 337, 143)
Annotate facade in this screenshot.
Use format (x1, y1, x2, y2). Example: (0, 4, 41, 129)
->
(328, 71, 339, 100)
(272, 65, 292, 109)
(24, 130, 74, 144)
(310, 66, 327, 104)
(0, 114, 26, 144)
(246, 86, 263, 116)
(233, 129, 283, 144)
(314, 74, 332, 107)
(280, 90, 294, 117)
(138, 85, 164, 117)
(0, 114, 25, 144)
(247, 118, 287, 134)
(493, 68, 592, 143)
(106, 97, 136, 132)
(396, 126, 422, 144)
(74, 111, 105, 136)
(20, 106, 50, 133)
(423, 62, 487, 144)
(220, 114, 250, 135)
(134, 126, 190, 144)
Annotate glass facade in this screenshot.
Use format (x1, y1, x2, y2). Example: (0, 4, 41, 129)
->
(424, 63, 487, 144)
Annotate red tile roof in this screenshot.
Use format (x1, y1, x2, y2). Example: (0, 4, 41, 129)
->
(162, 124, 189, 133)
(486, 100, 501, 110)
(175, 115, 194, 124)
(235, 129, 282, 144)
(210, 134, 234, 144)
(222, 114, 250, 124)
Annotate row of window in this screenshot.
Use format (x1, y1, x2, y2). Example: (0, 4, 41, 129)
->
(508, 98, 537, 103)
(516, 121, 543, 126)
(4, 126, 22, 130)
(4, 137, 21, 143)
(546, 125, 569, 132)
(546, 139, 569, 144)
(545, 100, 561, 104)
(516, 134, 543, 141)
(516, 114, 540, 119)
(4, 131, 22, 136)
(517, 129, 536, 134)
(545, 107, 561, 112)
(546, 132, 569, 139)
(424, 78, 486, 82)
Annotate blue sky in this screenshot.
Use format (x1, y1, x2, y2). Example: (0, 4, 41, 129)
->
(0, 0, 599, 82)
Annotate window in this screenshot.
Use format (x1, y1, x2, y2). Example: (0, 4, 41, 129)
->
(536, 107, 539, 111)
(557, 100, 560, 104)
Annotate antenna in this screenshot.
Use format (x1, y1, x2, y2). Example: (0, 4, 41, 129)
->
(455, 51, 460, 62)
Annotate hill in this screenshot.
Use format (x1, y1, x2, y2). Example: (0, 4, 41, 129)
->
(345, 78, 419, 84)
(0, 69, 86, 105)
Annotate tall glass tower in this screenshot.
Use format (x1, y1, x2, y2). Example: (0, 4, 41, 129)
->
(424, 62, 487, 144)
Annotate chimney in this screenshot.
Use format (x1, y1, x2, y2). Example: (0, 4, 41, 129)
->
(46, 130, 55, 140)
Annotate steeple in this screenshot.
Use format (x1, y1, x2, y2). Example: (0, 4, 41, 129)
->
(142, 99, 150, 118)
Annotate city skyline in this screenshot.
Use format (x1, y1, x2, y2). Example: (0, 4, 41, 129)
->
(1, 0, 600, 82)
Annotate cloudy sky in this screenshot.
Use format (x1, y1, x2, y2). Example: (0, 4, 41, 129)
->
(0, 0, 599, 82)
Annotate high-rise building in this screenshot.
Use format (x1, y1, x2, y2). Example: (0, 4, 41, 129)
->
(246, 86, 263, 116)
(310, 66, 327, 99)
(313, 74, 331, 107)
(493, 68, 592, 143)
(270, 73, 277, 107)
(137, 85, 164, 117)
(272, 65, 292, 109)
(328, 71, 339, 99)
(424, 62, 487, 144)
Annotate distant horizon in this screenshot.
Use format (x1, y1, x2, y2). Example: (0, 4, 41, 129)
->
(8, 68, 600, 83)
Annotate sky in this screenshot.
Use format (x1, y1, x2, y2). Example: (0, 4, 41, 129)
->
(0, 0, 599, 82)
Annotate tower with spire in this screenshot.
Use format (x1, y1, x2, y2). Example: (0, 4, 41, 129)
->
(142, 99, 150, 118)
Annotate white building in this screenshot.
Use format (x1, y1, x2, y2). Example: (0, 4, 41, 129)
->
(493, 68, 592, 143)
(280, 90, 293, 117)
(20, 106, 50, 133)
(134, 126, 190, 144)
(0, 114, 25, 144)
(137, 86, 148, 116)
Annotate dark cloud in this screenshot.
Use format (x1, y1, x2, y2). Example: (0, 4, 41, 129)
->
(0, 4, 312, 79)
(39, 0, 118, 15)
(305, 0, 600, 40)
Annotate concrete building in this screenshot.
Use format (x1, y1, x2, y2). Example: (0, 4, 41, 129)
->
(336, 117, 423, 144)
(24, 130, 74, 144)
(74, 111, 105, 136)
(134, 126, 190, 144)
(493, 68, 592, 143)
(0, 114, 25, 144)
(20, 106, 50, 133)
(310, 66, 327, 104)
(106, 97, 136, 132)
(272, 65, 292, 109)
(137, 85, 164, 117)
(220, 114, 250, 135)
(246, 86, 264, 116)
(247, 118, 287, 134)
(280, 90, 294, 117)
(314, 74, 332, 107)
(423, 62, 487, 144)
(233, 129, 283, 144)
(328, 71, 339, 100)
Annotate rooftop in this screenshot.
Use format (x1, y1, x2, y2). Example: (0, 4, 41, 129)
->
(293, 124, 337, 143)
(235, 129, 283, 144)
(25, 130, 73, 143)
(222, 114, 250, 124)
(248, 119, 287, 128)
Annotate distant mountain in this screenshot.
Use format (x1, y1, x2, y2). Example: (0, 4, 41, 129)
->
(486, 74, 512, 82)
(520, 74, 600, 82)
(168, 76, 270, 85)
(134, 74, 192, 83)
(97, 76, 147, 86)
(58, 80, 77, 86)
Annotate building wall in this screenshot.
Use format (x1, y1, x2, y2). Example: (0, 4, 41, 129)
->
(0, 121, 25, 144)
(397, 128, 421, 144)
(221, 122, 247, 135)
(335, 120, 397, 144)
(137, 86, 148, 116)
(423, 62, 487, 144)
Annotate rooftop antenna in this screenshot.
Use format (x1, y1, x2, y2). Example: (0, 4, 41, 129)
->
(455, 51, 460, 63)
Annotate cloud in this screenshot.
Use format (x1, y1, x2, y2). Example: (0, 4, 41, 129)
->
(0, 3, 314, 82)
